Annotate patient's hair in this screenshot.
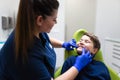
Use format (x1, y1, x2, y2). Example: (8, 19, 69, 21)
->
(83, 32, 101, 51)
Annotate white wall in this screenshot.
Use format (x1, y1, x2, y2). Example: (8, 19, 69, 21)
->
(95, 0, 120, 56)
(95, 0, 120, 72)
(0, 0, 19, 41)
(65, 0, 96, 41)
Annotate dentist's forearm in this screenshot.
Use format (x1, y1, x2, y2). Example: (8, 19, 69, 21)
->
(50, 38, 63, 48)
(54, 66, 79, 80)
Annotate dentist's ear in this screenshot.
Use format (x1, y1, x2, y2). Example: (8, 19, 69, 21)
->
(36, 16, 43, 26)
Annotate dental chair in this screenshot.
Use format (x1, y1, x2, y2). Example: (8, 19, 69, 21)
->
(54, 29, 120, 80)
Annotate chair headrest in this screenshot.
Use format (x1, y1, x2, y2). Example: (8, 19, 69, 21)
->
(65, 29, 104, 62)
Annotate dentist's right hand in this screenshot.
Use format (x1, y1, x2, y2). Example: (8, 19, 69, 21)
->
(62, 39, 78, 50)
(73, 48, 92, 72)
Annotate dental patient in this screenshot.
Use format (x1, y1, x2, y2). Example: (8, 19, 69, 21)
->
(61, 32, 111, 80)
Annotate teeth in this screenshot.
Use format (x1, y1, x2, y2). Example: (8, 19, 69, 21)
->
(70, 46, 73, 48)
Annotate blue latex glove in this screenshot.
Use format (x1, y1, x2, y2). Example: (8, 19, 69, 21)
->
(62, 39, 78, 50)
(73, 48, 92, 71)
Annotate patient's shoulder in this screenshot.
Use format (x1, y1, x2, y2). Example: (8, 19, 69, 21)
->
(90, 60, 108, 70)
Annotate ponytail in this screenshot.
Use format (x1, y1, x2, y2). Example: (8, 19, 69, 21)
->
(15, 0, 35, 62)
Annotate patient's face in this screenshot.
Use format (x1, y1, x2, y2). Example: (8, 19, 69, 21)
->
(77, 35, 97, 55)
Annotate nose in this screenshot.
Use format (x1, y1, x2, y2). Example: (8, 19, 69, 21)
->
(80, 42, 84, 45)
(79, 40, 85, 45)
(77, 41, 84, 47)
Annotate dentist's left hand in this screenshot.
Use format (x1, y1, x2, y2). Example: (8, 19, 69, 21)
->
(74, 48, 92, 71)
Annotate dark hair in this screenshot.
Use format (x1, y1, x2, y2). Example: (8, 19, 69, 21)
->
(83, 32, 101, 51)
(34, 0, 59, 19)
(15, 0, 59, 61)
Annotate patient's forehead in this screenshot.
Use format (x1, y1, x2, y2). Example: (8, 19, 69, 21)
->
(80, 35, 92, 41)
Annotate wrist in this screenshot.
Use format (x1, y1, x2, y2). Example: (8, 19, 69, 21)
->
(73, 64, 82, 72)
(62, 42, 65, 48)
(72, 66, 79, 73)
